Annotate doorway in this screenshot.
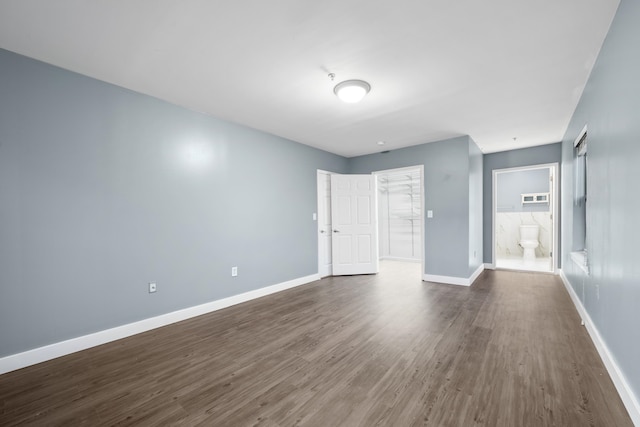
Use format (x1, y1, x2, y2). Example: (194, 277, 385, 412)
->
(317, 166, 424, 278)
(375, 166, 424, 279)
(317, 171, 378, 277)
(492, 163, 558, 273)
(317, 170, 332, 277)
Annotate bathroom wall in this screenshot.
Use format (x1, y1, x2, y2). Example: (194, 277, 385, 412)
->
(496, 169, 550, 213)
(495, 213, 552, 258)
(495, 168, 552, 258)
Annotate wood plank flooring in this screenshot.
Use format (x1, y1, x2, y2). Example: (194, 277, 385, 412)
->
(0, 261, 633, 426)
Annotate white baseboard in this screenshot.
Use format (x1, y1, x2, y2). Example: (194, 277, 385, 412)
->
(484, 263, 495, 270)
(559, 270, 640, 426)
(0, 273, 320, 375)
(469, 264, 485, 284)
(423, 264, 484, 287)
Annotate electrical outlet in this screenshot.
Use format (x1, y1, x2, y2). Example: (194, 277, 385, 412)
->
(148, 282, 157, 293)
(231, 266, 238, 277)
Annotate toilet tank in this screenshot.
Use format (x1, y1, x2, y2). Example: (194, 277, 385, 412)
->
(520, 224, 539, 240)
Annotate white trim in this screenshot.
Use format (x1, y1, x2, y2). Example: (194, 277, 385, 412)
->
(469, 263, 485, 284)
(491, 163, 558, 175)
(317, 169, 334, 278)
(551, 164, 559, 273)
(423, 274, 470, 286)
(423, 264, 484, 287)
(484, 263, 495, 270)
(570, 250, 590, 275)
(559, 270, 640, 426)
(491, 163, 559, 274)
(0, 273, 320, 375)
(574, 124, 588, 147)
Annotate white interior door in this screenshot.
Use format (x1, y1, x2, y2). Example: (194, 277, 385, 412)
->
(330, 174, 379, 275)
(317, 171, 333, 277)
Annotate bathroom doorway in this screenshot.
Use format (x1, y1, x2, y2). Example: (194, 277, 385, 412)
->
(492, 163, 558, 273)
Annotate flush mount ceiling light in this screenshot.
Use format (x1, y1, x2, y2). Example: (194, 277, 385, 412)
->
(328, 74, 371, 103)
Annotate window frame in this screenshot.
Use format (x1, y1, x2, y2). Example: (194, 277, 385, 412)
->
(571, 124, 589, 274)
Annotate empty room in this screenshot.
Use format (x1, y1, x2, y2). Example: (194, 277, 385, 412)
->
(1, 1, 638, 425)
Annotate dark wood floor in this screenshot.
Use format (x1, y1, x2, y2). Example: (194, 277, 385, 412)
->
(0, 262, 632, 426)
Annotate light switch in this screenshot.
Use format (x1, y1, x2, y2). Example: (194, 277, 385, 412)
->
(313, 213, 317, 221)
(427, 210, 433, 218)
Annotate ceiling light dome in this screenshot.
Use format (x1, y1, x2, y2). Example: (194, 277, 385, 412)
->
(334, 79, 371, 103)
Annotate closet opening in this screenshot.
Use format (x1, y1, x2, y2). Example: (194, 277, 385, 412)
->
(374, 166, 424, 278)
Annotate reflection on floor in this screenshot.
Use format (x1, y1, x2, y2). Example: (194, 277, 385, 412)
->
(496, 255, 553, 273)
(379, 259, 422, 279)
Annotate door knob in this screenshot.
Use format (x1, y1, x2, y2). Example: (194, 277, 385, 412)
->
(320, 230, 325, 234)
(333, 229, 340, 233)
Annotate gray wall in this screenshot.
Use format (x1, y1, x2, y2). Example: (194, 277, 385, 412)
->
(0, 49, 348, 357)
(483, 143, 562, 264)
(349, 136, 482, 280)
(560, 0, 640, 401)
(497, 168, 550, 213)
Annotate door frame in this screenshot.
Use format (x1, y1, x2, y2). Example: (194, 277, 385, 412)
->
(373, 165, 425, 277)
(491, 162, 559, 273)
(317, 169, 334, 277)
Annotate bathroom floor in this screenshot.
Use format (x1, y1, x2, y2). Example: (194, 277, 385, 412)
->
(496, 255, 553, 273)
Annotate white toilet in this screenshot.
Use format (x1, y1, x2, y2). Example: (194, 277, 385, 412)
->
(519, 225, 539, 263)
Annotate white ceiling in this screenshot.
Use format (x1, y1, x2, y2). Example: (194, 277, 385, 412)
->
(0, 0, 620, 157)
